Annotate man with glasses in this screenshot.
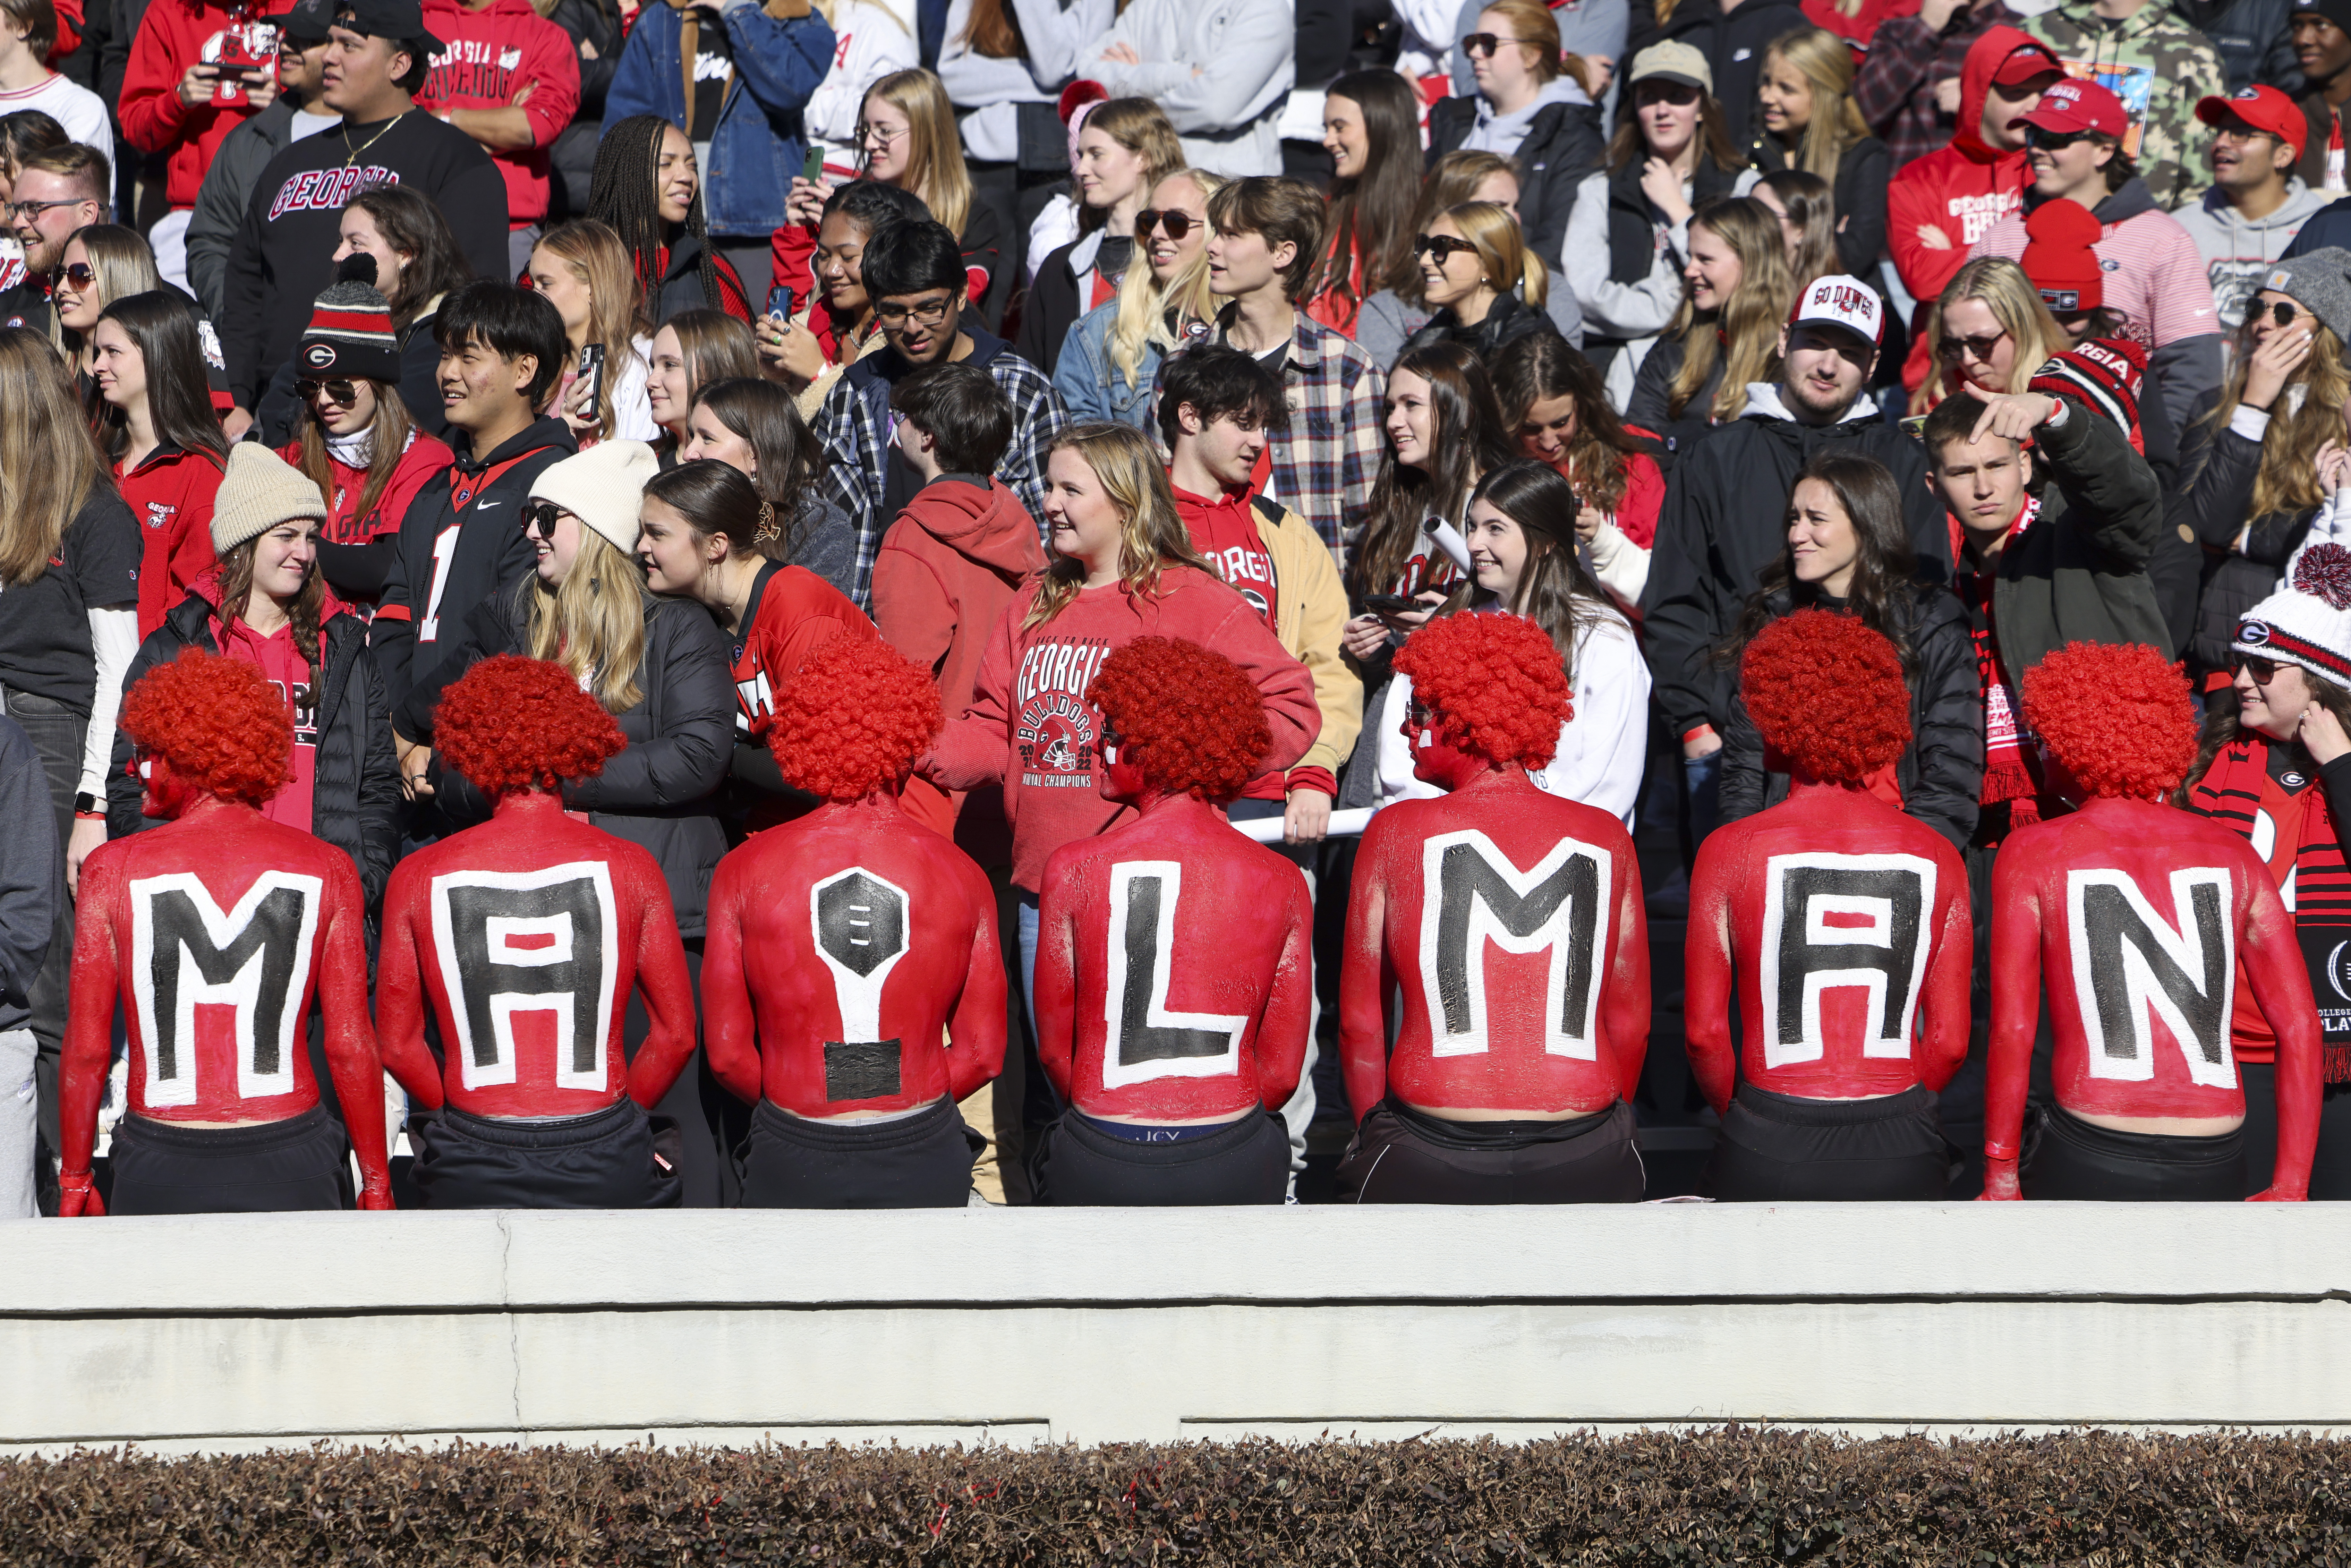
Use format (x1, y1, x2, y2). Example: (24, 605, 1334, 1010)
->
(373, 280, 576, 822)
(815, 217, 1064, 611)
(1969, 78, 2225, 427)
(2179, 86, 2325, 332)
(0, 139, 103, 334)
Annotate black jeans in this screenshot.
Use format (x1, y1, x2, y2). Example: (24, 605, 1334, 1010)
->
(9, 690, 80, 1211)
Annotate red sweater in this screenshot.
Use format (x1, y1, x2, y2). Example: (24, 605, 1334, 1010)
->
(277, 427, 454, 546)
(117, 442, 223, 638)
(118, 0, 269, 210)
(872, 475, 1046, 845)
(925, 565, 1321, 894)
(417, 0, 581, 225)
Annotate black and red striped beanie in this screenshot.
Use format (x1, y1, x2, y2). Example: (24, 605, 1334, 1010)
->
(295, 254, 400, 385)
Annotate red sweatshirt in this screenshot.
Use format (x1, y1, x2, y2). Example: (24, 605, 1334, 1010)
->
(276, 427, 454, 546)
(118, 0, 271, 210)
(1886, 26, 2062, 392)
(117, 442, 223, 638)
(871, 474, 1046, 846)
(417, 0, 581, 226)
(925, 565, 1321, 895)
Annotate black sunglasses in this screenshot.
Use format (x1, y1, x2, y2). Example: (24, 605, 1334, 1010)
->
(1936, 329, 2008, 361)
(2025, 125, 2093, 151)
(1414, 233, 1479, 263)
(2233, 652, 2282, 682)
(1135, 208, 1196, 241)
(295, 377, 359, 406)
(2261, 299, 2302, 329)
(521, 500, 568, 538)
(1460, 31, 1533, 56)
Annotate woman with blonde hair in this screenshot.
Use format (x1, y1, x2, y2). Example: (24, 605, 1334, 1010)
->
(1627, 196, 1794, 435)
(847, 68, 1009, 328)
(1016, 99, 1186, 376)
(923, 421, 1321, 1002)
(1915, 256, 2070, 412)
(1754, 169, 1835, 291)
(1401, 201, 1560, 364)
(53, 224, 160, 371)
(1054, 167, 1225, 429)
(1356, 150, 1585, 368)
(529, 219, 657, 444)
(1426, 0, 1602, 262)
(1749, 25, 1886, 278)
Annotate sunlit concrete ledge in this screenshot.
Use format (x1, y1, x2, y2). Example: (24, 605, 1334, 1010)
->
(6, 1204, 2351, 1454)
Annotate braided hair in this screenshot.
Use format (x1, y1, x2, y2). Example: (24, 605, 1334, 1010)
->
(588, 115, 726, 316)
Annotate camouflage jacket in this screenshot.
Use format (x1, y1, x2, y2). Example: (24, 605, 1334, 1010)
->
(2023, 0, 2229, 212)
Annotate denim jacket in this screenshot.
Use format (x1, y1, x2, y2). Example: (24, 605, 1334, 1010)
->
(602, 0, 835, 237)
(1052, 301, 1158, 432)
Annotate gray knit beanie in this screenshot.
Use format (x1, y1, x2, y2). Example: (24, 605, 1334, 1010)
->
(2261, 247, 2351, 341)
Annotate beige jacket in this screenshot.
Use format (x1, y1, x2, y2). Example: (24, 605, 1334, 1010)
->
(1256, 497, 1361, 785)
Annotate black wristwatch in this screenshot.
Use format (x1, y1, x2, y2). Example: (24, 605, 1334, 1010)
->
(73, 791, 96, 815)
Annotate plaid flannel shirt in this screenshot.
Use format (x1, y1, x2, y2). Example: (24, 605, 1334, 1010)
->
(817, 326, 1067, 610)
(1201, 304, 1386, 564)
(1854, 2, 2024, 173)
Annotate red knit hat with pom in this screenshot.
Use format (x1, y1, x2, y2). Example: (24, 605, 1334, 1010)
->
(2021, 198, 2105, 314)
(2021, 641, 2196, 799)
(1739, 609, 1912, 785)
(1087, 637, 1270, 804)
(119, 648, 292, 807)
(437, 655, 627, 798)
(1394, 611, 1571, 769)
(769, 635, 944, 802)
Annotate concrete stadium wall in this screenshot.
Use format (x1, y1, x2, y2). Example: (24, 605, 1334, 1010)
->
(6, 1204, 2351, 1455)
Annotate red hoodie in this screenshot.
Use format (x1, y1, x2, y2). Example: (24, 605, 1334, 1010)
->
(417, 0, 581, 226)
(118, 0, 271, 210)
(277, 426, 456, 547)
(926, 565, 1321, 895)
(116, 442, 223, 638)
(1886, 26, 2063, 393)
(870, 474, 1046, 851)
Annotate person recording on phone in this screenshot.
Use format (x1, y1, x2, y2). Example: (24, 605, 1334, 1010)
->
(529, 217, 658, 444)
(119, 0, 275, 291)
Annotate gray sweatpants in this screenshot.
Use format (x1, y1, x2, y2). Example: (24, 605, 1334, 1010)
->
(0, 1027, 37, 1218)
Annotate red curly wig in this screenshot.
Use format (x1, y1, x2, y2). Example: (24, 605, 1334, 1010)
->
(1740, 609, 1912, 785)
(436, 655, 627, 797)
(1087, 637, 1270, 803)
(118, 648, 291, 806)
(1392, 612, 1571, 769)
(2021, 641, 2196, 800)
(769, 635, 944, 801)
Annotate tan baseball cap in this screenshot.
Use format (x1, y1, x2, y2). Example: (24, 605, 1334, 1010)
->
(1627, 40, 1711, 95)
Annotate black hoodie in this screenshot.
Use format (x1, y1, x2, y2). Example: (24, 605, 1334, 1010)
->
(372, 415, 579, 716)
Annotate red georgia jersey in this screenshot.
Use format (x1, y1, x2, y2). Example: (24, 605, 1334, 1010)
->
(1033, 796, 1313, 1121)
(729, 562, 875, 741)
(1341, 775, 1650, 1119)
(1687, 789, 1973, 1100)
(375, 793, 697, 1118)
(701, 796, 1007, 1116)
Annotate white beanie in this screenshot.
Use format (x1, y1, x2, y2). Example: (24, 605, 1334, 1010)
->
(528, 440, 659, 555)
(2236, 530, 2351, 692)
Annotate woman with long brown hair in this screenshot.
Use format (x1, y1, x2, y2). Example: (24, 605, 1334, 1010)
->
(529, 219, 658, 444)
(1492, 331, 1664, 614)
(1015, 97, 1184, 375)
(644, 308, 760, 457)
(330, 186, 478, 435)
(88, 290, 226, 639)
(678, 376, 860, 596)
(1753, 169, 1835, 292)
(1747, 24, 1887, 278)
(1305, 70, 1422, 338)
(1714, 450, 1983, 848)
(1627, 195, 1794, 437)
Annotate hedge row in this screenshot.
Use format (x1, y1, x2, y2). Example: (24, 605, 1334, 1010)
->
(7, 1427, 2351, 1565)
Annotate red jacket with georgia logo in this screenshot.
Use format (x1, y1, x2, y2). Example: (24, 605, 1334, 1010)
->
(116, 442, 223, 639)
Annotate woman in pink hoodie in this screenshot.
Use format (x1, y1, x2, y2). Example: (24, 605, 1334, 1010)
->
(923, 421, 1319, 1004)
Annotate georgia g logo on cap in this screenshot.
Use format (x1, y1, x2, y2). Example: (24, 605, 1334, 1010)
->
(303, 343, 337, 369)
(2241, 620, 2274, 646)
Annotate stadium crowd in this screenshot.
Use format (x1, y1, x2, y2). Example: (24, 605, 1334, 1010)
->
(1, 0, 2349, 1214)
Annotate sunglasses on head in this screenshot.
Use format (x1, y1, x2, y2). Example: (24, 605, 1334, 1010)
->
(521, 500, 568, 538)
(57, 262, 94, 287)
(1413, 233, 1479, 263)
(1135, 208, 1196, 241)
(2025, 125, 2093, 150)
(2234, 652, 2282, 682)
(296, 377, 359, 407)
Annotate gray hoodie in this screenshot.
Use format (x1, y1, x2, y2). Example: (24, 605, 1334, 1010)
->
(2176, 176, 2331, 333)
(1459, 75, 1592, 161)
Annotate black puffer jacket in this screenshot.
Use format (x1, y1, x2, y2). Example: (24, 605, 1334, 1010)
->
(107, 588, 402, 912)
(1426, 92, 1606, 266)
(2182, 386, 2315, 674)
(1400, 289, 1562, 365)
(1717, 583, 1985, 850)
(398, 581, 735, 936)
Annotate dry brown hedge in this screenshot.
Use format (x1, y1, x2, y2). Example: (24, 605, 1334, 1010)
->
(5, 1426, 2351, 1566)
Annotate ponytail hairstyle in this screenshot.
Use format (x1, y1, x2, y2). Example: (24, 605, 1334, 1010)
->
(1666, 196, 1794, 424)
(1437, 200, 1546, 309)
(1023, 422, 1212, 630)
(862, 69, 973, 238)
(1762, 26, 1871, 179)
(1399, 151, 1521, 308)
(1107, 167, 1225, 394)
(533, 219, 652, 439)
(1074, 97, 1184, 238)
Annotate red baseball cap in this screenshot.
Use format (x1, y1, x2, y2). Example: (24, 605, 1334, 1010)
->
(1990, 41, 2064, 86)
(2020, 77, 2129, 139)
(2195, 84, 2308, 158)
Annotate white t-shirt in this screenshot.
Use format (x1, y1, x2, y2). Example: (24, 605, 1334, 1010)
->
(288, 106, 340, 144)
(0, 73, 111, 172)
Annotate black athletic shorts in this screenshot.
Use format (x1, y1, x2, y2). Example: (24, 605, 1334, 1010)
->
(411, 1099, 683, 1210)
(1334, 1097, 1645, 1203)
(737, 1095, 981, 1208)
(108, 1103, 352, 1215)
(2021, 1102, 2246, 1202)
(1031, 1107, 1289, 1206)
(1702, 1082, 1950, 1202)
